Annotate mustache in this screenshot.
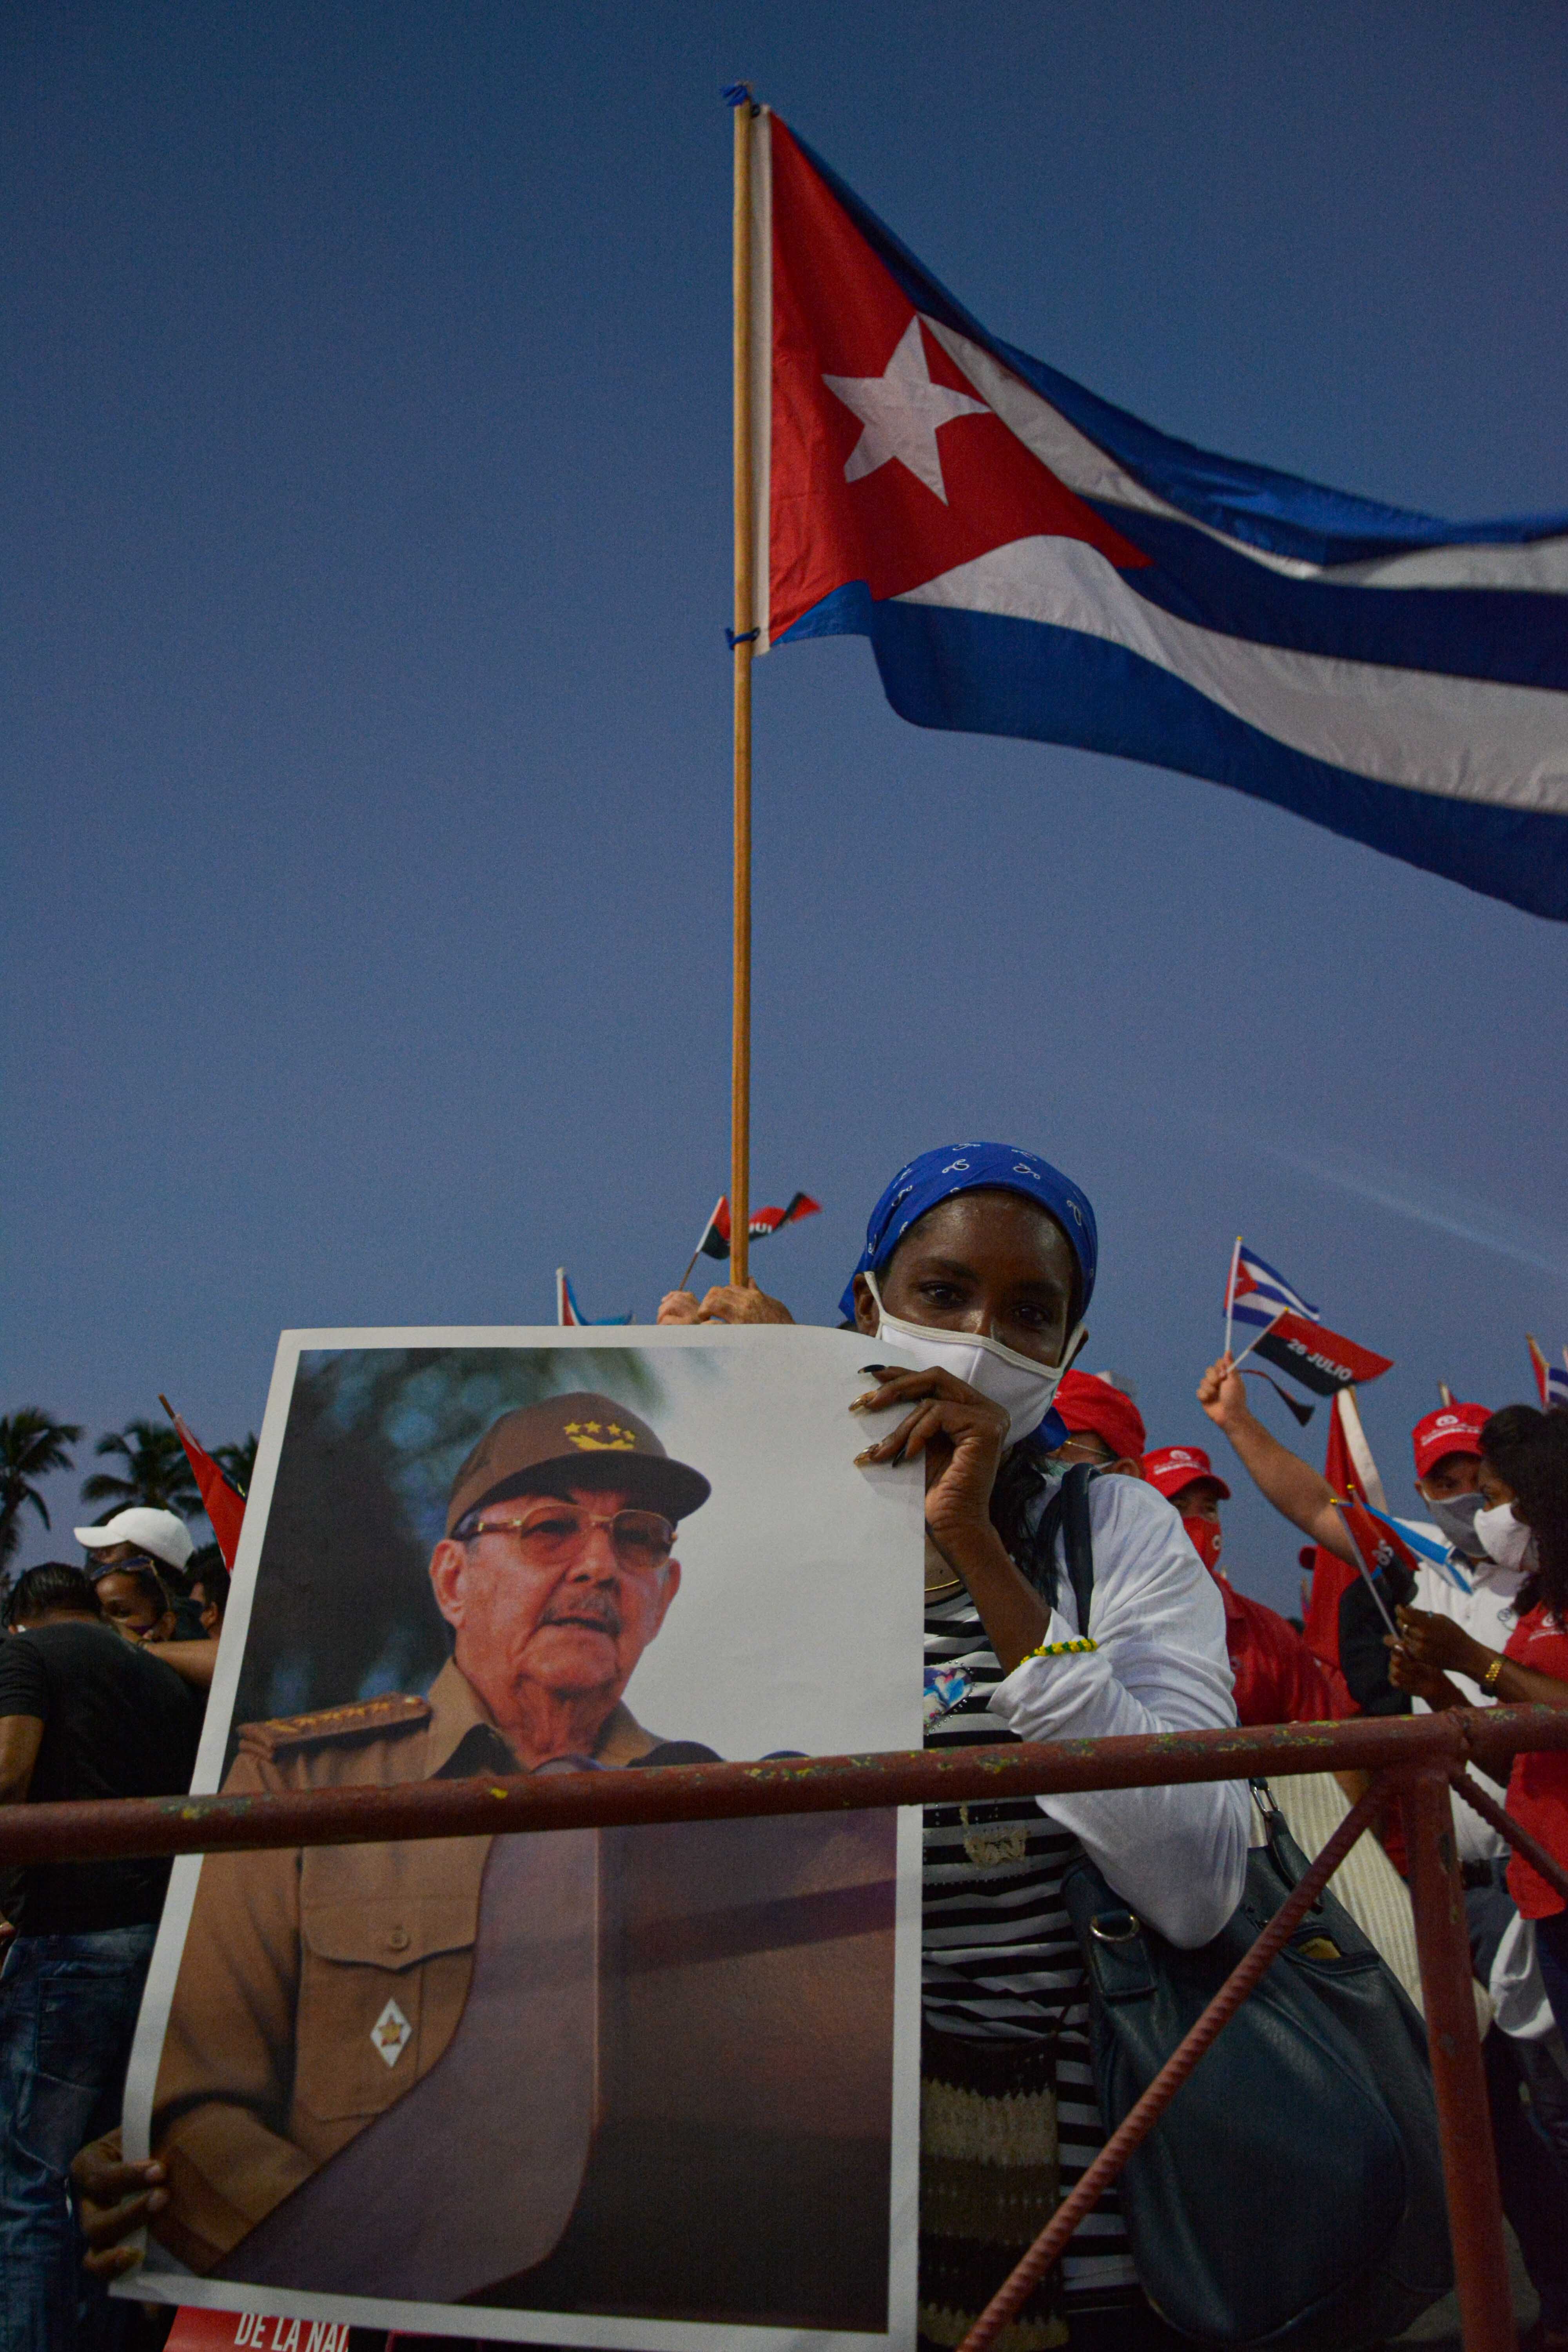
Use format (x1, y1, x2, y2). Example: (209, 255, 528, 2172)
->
(541, 1593, 622, 1638)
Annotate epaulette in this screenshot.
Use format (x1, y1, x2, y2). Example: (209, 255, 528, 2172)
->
(237, 1691, 432, 1760)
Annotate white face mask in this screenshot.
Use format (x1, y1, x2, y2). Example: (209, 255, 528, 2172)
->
(1472, 1499, 1532, 1573)
(862, 1269, 1085, 1446)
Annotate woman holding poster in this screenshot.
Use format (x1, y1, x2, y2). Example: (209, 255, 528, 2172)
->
(663, 1143, 1249, 2352)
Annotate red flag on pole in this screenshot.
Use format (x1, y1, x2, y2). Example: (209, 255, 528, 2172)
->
(1303, 1387, 1385, 1685)
(160, 1398, 246, 1570)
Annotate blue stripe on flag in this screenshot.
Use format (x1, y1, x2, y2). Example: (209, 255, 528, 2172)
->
(1088, 511, 1568, 691)
(781, 587, 1568, 922)
(1234, 1247, 1317, 1321)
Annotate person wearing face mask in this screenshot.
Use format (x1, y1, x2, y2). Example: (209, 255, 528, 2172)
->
(1388, 1405, 1568, 2352)
(668, 1143, 1247, 2351)
(1195, 1373, 1515, 1783)
(1049, 1368, 1148, 1478)
(1390, 1407, 1568, 2027)
(1141, 1446, 1347, 1728)
(1195, 1373, 1568, 2337)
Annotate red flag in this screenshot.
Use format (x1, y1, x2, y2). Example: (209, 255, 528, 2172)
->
(165, 1403, 246, 1570)
(1303, 1388, 1387, 1682)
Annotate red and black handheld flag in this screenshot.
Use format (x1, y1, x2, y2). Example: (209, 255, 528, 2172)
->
(1243, 1310, 1393, 1398)
(698, 1190, 820, 1259)
(677, 1191, 822, 1290)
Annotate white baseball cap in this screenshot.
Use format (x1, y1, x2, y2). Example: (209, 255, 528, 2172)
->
(74, 1506, 194, 1574)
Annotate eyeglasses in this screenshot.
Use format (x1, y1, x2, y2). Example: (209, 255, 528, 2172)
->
(1054, 1435, 1113, 1466)
(461, 1505, 677, 1573)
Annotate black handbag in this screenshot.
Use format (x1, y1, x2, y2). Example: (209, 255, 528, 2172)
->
(1038, 1468, 1453, 2350)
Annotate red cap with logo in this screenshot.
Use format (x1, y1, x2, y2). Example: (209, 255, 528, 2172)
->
(1142, 1444, 1231, 1503)
(1411, 1403, 1490, 1482)
(1054, 1370, 1147, 1464)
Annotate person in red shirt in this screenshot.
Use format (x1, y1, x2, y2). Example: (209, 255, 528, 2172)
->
(1389, 1403, 1568, 2037)
(1142, 1445, 1348, 1725)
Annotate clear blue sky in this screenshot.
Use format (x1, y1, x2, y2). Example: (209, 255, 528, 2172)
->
(5, 2, 1566, 1608)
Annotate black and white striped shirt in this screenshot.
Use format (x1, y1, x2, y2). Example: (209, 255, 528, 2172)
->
(920, 1465, 1248, 2304)
(924, 1583, 1137, 2301)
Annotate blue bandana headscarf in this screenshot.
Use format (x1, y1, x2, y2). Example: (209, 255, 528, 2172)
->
(837, 1142, 1099, 1327)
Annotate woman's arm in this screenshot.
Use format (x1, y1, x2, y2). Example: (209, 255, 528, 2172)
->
(989, 1478, 1250, 1947)
(1392, 1606, 1568, 1710)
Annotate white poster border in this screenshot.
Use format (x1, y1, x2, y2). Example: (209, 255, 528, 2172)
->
(121, 1323, 924, 2352)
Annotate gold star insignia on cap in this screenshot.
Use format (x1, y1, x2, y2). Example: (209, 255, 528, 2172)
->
(564, 1420, 635, 1451)
(371, 1999, 412, 2067)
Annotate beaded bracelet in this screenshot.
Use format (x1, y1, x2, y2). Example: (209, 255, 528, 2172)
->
(1026, 1635, 1098, 1660)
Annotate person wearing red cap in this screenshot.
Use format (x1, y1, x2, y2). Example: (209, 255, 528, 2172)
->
(1142, 1445, 1343, 1726)
(1195, 1368, 1511, 1724)
(1196, 1368, 1522, 1882)
(1049, 1369, 1146, 1477)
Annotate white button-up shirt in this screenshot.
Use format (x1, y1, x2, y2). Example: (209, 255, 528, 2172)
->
(990, 1474, 1249, 1948)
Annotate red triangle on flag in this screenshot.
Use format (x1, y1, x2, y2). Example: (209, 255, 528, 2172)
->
(768, 118, 1150, 641)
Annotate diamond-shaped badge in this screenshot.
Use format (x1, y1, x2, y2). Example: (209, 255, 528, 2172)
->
(370, 1998, 411, 2068)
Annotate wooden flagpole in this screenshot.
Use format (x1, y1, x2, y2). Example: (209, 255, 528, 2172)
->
(730, 89, 755, 1288)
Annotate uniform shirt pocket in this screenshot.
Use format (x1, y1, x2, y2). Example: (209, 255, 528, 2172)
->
(295, 1896, 477, 2123)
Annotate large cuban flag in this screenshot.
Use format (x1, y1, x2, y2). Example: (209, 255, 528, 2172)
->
(741, 109, 1568, 920)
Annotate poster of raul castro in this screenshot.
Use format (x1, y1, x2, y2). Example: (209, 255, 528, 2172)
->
(121, 1324, 925, 2351)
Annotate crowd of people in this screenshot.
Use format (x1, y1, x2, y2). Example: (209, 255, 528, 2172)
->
(0, 1510, 225, 2350)
(659, 1141, 1568, 2351)
(1, 1137, 1565, 2352)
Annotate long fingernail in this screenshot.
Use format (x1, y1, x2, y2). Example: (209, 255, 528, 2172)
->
(849, 1393, 879, 1413)
(853, 1448, 879, 1467)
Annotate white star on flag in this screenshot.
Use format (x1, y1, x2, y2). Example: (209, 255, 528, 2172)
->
(823, 316, 990, 504)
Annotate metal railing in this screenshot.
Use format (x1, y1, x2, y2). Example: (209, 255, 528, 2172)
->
(8, 1702, 1568, 2352)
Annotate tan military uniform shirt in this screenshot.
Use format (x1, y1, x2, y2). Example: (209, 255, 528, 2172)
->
(151, 1657, 661, 2272)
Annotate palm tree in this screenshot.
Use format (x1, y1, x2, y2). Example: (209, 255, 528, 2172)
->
(0, 1410, 84, 1572)
(82, 1419, 200, 1522)
(214, 1433, 258, 1496)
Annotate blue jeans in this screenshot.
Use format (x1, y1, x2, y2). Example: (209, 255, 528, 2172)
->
(0, 1923, 158, 2352)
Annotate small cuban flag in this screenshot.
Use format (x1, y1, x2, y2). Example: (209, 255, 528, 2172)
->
(736, 103, 1568, 920)
(1225, 1241, 1319, 1338)
(555, 1270, 633, 1327)
(1527, 1334, 1568, 1412)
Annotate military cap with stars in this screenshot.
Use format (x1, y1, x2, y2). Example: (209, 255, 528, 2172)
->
(445, 1391, 711, 1536)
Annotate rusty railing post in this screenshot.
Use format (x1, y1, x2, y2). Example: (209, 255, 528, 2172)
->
(1400, 1767, 1513, 2352)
